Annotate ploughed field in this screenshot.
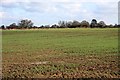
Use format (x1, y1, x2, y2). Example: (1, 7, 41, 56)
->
(2, 28, 119, 78)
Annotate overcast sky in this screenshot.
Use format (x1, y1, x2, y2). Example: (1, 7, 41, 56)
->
(0, 0, 119, 26)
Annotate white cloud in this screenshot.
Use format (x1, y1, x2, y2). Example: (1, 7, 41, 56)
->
(0, 11, 17, 20)
(28, 0, 119, 2)
(61, 3, 82, 13)
(0, 0, 119, 25)
(1, 0, 119, 3)
(0, 11, 5, 19)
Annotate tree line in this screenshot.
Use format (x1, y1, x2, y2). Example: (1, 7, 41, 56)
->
(0, 19, 120, 29)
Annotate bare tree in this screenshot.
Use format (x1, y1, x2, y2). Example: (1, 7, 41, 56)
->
(90, 19, 97, 28)
(72, 20, 81, 28)
(80, 20, 89, 28)
(1, 25, 5, 29)
(18, 19, 33, 29)
(98, 21, 106, 28)
(66, 21, 73, 28)
(58, 21, 67, 28)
